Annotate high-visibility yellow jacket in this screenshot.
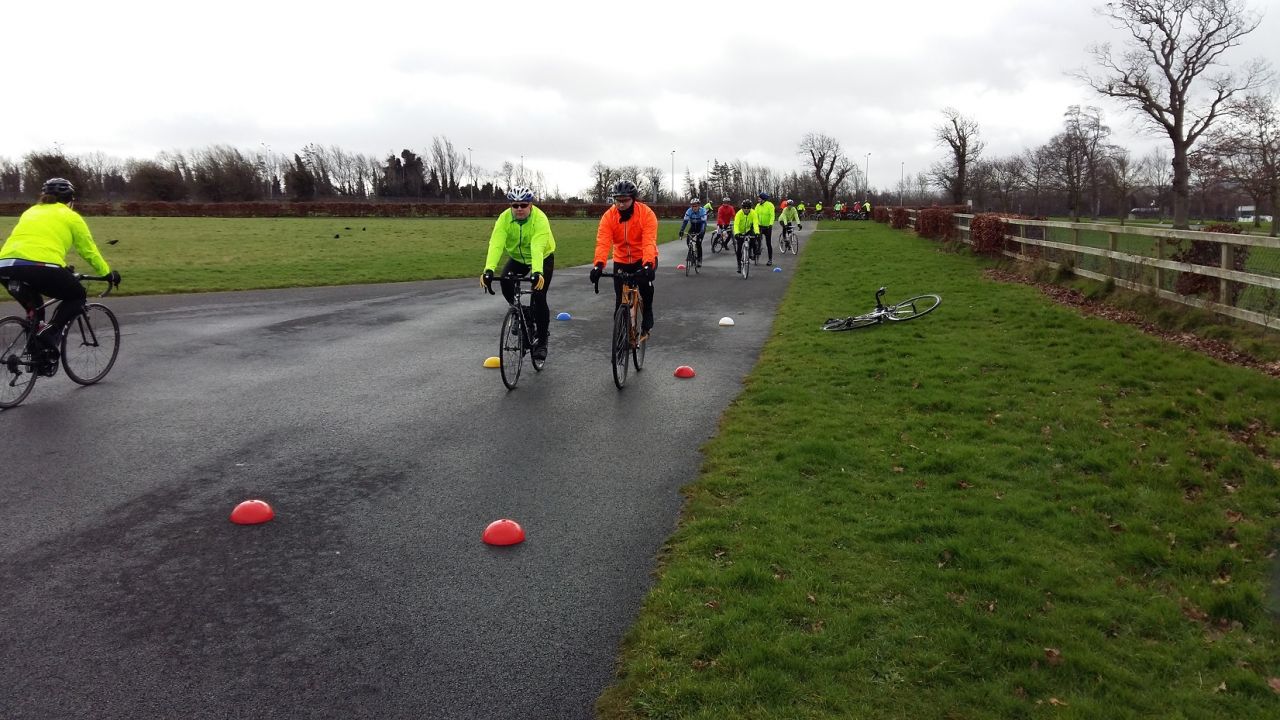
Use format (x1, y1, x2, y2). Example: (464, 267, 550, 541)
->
(733, 209, 760, 235)
(755, 200, 776, 226)
(0, 202, 111, 275)
(484, 205, 556, 273)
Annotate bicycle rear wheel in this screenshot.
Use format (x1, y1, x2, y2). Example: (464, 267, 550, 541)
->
(886, 295, 941, 322)
(499, 306, 524, 390)
(0, 317, 37, 408)
(61, 303, 120, 385)
(821, 314, 880, 331)
(611, 305, 630, 389)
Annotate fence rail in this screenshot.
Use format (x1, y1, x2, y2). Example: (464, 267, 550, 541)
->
(904, 210, 1280, 330)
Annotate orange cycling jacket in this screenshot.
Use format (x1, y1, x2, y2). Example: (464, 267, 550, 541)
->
(594, 201, 659, 266)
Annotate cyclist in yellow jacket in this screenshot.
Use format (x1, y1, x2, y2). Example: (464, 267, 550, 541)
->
(0, 177, 119, 366)
(481, 186, 557, 360)
(755, 191, 777, 265)
(732, 199, 760, 276)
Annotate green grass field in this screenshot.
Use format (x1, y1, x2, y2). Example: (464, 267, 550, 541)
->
(597, 222, 1280, 719)
(0, 216, 678, 294)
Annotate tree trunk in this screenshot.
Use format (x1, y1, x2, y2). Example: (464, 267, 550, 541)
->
(1171, 145, 1191, 229)
(1270, 184, 1279, 238)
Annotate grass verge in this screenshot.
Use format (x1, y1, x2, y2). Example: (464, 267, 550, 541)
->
(0, 216, 677, 295)
(598, 221, 1280, 719)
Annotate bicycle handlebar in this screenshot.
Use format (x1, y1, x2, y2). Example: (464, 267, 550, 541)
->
(482, 272, 539, 295)
(593, 270, 643, 295)
(73, 273, 117, 297)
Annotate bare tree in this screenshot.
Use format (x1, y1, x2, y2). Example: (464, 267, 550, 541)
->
(1105, 147, 1146, 224)
(430, 137, 464, 198)
(641, 166, 664, 202)
(912, 171, 932, 204)
(930, 107, 985, 204)
(987, 156, 1027, 213)
(797, 133, 855, 205)
(1207, 93, 1280, 235)
(1142, 147, 1173, 220)
(1020, 145, 1055, 216)
(1080, 0, 1271, 228)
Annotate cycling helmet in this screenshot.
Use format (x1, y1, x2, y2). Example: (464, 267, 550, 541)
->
(689, 197, 700, 205)
(721, 196, 730, 202)
(611, 179, 639, 198)
(739, 199, 755, 209)
(41, 177, 75, 203)
(757, 191, 770, 200)
(505, 186, 534, 202)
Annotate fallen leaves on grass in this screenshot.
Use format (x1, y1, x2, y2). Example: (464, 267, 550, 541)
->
(1268, 677, 1280, 694)
(1044, 648, 1063, 666)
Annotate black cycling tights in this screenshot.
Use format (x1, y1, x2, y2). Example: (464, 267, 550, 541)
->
(499, 254, 554, 341)
(612, 260, 654, 331)
(0, 264, 86, 336)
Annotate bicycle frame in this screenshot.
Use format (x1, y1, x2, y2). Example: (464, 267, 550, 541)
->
(596, 270, 645, 346)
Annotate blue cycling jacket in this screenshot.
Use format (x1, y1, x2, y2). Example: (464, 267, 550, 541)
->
(679, 206, 707, 234)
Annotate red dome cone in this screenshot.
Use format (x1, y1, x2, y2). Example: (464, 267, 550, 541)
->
(482, 518, 525, 546)
(674, 365, 696, 378)
(230, 499, 274, 525)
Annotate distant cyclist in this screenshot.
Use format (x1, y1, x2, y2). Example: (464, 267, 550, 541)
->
(678, 197, 708, 268)
(715, 196, 736, 235)
(779, 199, 802, 235)
(481, 186, 557, 361)
(591, 179, 658, 336)
(0, 177, 120, 368)
(732, 199, 760, 275)
(755, 191, 777, 265)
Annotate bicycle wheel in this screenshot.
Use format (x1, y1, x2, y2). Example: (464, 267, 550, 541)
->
(499, 306, 524, 390)
(820, 314, 881, 331)
(886, 295, 942, 322)
(741, 248, 750, 279)
(0, 317, 37, 409)
(685, 244, 694, 276)
(632, 301, 646, 372)
(611, 305, 630, 389)
(60, 303, 120, 386)
(792, 235, 801, 254)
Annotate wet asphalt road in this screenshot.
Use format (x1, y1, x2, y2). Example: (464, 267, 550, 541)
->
(0, 232, 803, 719)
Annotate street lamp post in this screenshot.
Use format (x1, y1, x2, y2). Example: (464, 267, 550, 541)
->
(467, 146, 473, 201)
(670, 149, 676, 203)
(899, 161, 904, 207)
(519, 155, 524, 185)
(261, 142, 272, 199)
(864, 153, 871, 203)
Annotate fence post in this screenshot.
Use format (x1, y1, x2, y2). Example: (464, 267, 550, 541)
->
(1220, 242, 1232, 304)
(1155, 237, 1165, 291)
(1107, 231, 1117, 280)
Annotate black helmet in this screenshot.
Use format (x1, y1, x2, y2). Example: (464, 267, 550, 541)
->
(739, 199, 755, 209)
(41, 177, 75, 203)
(610, 179, 639, 199)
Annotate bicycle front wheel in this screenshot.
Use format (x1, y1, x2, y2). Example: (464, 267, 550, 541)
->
(0, 317, 37, 408)
(685, 244, 694, 276)
(821, 314, 881, 331)
(499, 306, 524, 390)
(886, 295, 941, 322)
(632, 302, 646, 372)
(611, 305, 630, 389)
(61, 303, 120, 386)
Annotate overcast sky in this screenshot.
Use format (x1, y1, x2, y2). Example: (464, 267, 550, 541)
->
(3, 0, 1278, 196)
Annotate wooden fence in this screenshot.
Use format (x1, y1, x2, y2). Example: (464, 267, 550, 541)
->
(905, 210, 1280, 330)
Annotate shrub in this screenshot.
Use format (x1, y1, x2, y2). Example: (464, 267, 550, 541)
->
(968, 214, 1008, 255)
(890, 208, 909, 230)
(915, 208, 954, 242)
(1170, 224, 1249, 304)
(872, 206, 890, 223)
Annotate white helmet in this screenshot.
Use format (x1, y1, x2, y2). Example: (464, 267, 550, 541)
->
(505, 186, 534, 202)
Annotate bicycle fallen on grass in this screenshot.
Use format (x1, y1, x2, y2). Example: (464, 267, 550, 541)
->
(821, 286, 941, 331)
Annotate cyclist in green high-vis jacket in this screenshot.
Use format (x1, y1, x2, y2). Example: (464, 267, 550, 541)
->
(481, 186, 557, 361)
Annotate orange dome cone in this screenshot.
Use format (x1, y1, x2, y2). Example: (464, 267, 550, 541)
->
(674, 365, 695, 378)
(482, 518, 525, 546)
(230, 499, 274, 525)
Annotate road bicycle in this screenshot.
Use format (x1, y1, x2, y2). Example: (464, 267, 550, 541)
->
(484, 274, 543, 390)
(820, 286, 941, 331)
(734, 234, 761, 279)
(594, 269, 647, 389)
(778, 223, 800, 255)
(0, 272, 120, 409)
(709, 226, 732, 254)
(680, 231, 701, 276)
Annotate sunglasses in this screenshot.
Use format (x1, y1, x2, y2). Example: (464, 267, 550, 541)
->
(510, 203, 530, 209)
(613, 197, 633, 203)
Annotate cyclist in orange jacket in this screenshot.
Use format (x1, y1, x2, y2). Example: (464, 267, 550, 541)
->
(591, 179, 658, 335)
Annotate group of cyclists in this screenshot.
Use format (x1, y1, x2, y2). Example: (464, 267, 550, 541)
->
(480, 180, 809, 364)
(676, 192, 803, 276)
